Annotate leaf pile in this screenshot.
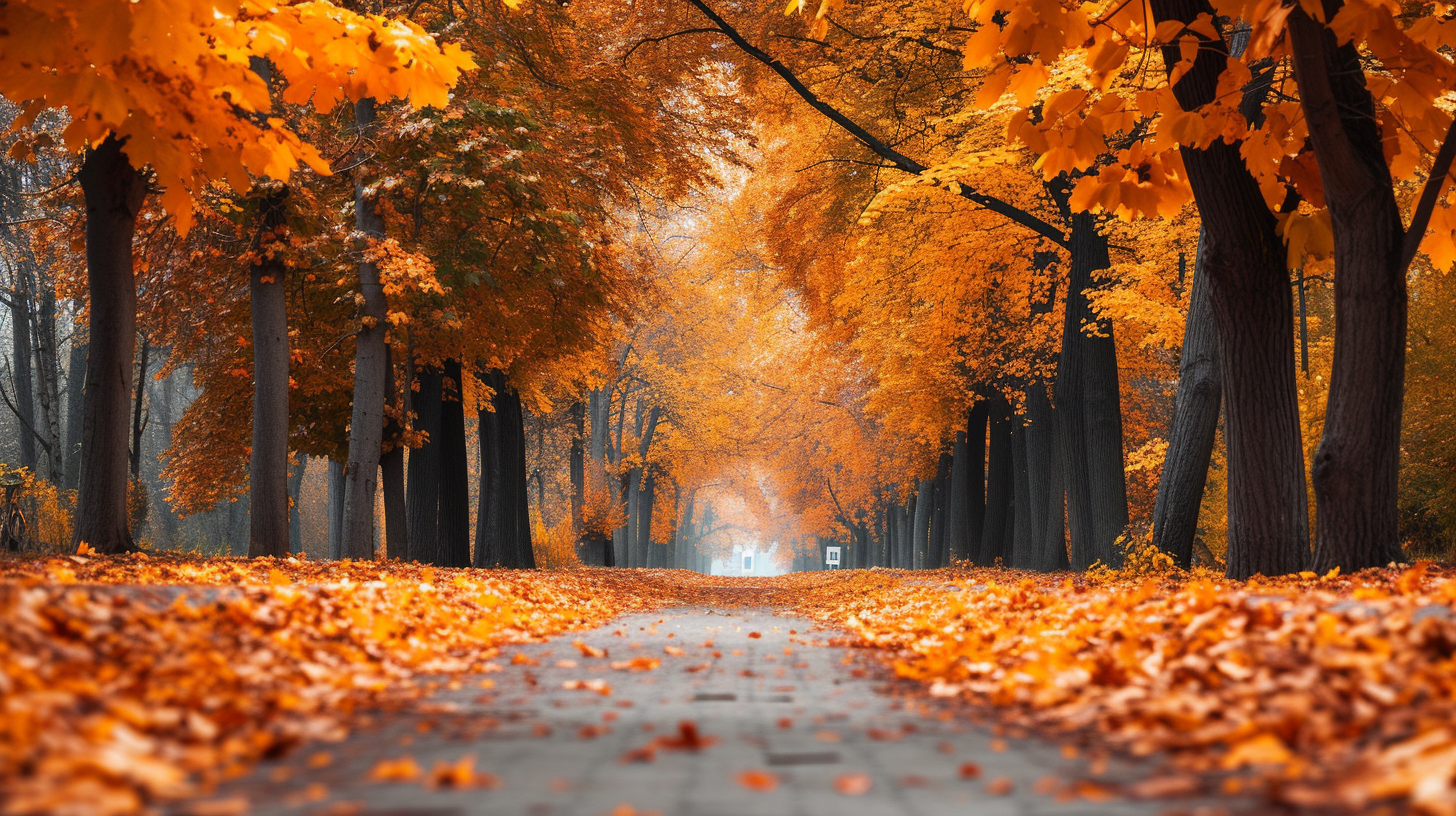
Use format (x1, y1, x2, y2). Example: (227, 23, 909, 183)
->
(0, 553, 668, 816)
(772, 564, 1456, 814)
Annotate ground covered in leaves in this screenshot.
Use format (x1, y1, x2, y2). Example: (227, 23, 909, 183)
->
(4, 555, 1456, 815)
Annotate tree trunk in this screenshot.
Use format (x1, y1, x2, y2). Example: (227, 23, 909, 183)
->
(1024, 382, 1068, 571)
(1149, 0, 1309, 579)
(1152, 231, 1222, 567)
(438, 358, 471, 567)
(340, 98, 386, 561)
(327, 457, 345, 559)
(964, 402, 988, 560)
(475, 369, 507, 567)
(288, 455, 307, 554)
(63, 318, 86, 492)
(34, 274, 63, 484)
(981, 393, 1015, 566)
(130, 334, 148, 480)
(1288, 7, 1406, 573)
(406, 365, 443, 562)
(570, 400, 584, 540)
(248, 184, 291, 558)
(912, 478, 932, 569)
(928, 452, 951, 567)
(9, 268, 37, 471)
(74, 135, 146, 554)
(1010, 416, 1034, 568)
(508, 385, 535, 568)
(624, 469, 641, 567)
(379, 346, 407, 561)
(638, 471, 656, 567)
(944, 430, 970, 563)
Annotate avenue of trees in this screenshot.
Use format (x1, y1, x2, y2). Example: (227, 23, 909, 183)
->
(1, 0, 1455, 578)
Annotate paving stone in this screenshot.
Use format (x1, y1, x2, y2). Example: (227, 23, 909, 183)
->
(184, 607, 1243, 816)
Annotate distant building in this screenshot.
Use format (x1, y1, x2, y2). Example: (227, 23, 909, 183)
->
(712, 541, 783, 576)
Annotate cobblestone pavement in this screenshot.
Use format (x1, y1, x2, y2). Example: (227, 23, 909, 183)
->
(189, 608, 1240, 816)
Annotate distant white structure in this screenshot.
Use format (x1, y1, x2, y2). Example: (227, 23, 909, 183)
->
(712, 541, 784, 576)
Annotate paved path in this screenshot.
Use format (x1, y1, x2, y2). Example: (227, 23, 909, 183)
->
(190, 609, 1233, 816)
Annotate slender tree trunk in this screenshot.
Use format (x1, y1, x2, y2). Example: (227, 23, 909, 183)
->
(1152, 232, 1221, 567)
(944, 430, 970, 563)
(438, 358, 471, 567)
(475, 369, 507, 567)
(1024, 382, 1067, 570)
(130, 334, 149, 480)
(1010, 417, 1034, 568)
(10, 268, 37, 471)
(508, 386, 535, 568)
(63, 318, 86, 492)
(570, 400, 584, 541)
(625, 469, 641, 567)
(74, 135, 146, 554)
(981, 393, 1015, 566)
(34, 273, 62, 484)
(913, 478, 932, 569)
(327, 458, 345, 559)
(964, 402, 988, 560)
(248, 184, 291, 558)
(340, 98, 386, 561)
(407, 365, 443, 563)
(1149, 0, 1309, 579)
(379, 346, 407, 560)
(1288, 7, 1406, 573)
(928, 452, 951, 567)
(288, 455, 307, 554)
(639, 471, 656, 567)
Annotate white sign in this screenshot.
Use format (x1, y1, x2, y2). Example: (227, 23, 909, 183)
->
(825, 546, 841, 567)
(742, 553, 755, 572)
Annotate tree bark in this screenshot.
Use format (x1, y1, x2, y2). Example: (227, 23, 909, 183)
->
(288, 455, 307, 554)
(1152, 231, 1222, 567)
(74, 135, 146, 554)
(63, 318, 86, 492)
(1023, 382, 1068, 570)
(1287, 6, 1406, 573)
(912, 478, 932, 569)
(639, 470, 657, 566)
(508, 385, 535, 568)
(964, 401, 988, 560)
(1149, 0, 1310, 579)
(570, 400, 584, 540)
(248, 184, 291, 558)
(981, 392, 1015, 566)
(340, 98, 387, 561)
(34, 271, 62, 484)
(1010, 416, 1034, 567)
(379, 345, 407, 561)
(438, 358, 471, 567)
(406, 365, 442, 563)
(944, 430, 970, 563)
(475, 369, 508, 567)
(327, 457, 345, 559)
(10, 268, 37, 471)
(928, 452, 951, 567)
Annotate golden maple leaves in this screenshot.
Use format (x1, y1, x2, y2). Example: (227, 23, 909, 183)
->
(0, 0, 477, 232)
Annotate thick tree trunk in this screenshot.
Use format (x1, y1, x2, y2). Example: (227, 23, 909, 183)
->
(928, 452, 951, 567)
(437, 358, 471, 567)
(1010, 417, 1034, 567)
(1058, 214, 1130, 569)
(10, 271, 37, 471)
(1288, 8, 1406, 573)
(638, 471, 656, 566)
(406, 365, 443, 562)
(74, 135, 146, 554)
(900, 497, 914, 568)
(964, 402, 988, 559)
(475, 369, 507, 567)
(981, 393, 1015, 566)
(1024, 382, 1068, 571)
(379, 346, 407, 561)
(248, 184, 291, 558)
(340, 98, 387, 561)
(288, 455, 307, 554)
(1152, 232, 1222, 567)
(1149, 0, 1309, 579)
(624, 469, 641, 567)
(508, 387, 535, 568)
(912, 478, 932, 569)
(327, 458, 345, 559)
(63, 320, 86, 492)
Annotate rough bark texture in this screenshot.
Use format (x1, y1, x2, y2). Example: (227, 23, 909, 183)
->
(1149, 0, 1310, 579)
(474, 369, 535, 569)
(437, 358, 471, 567)
(1288, 6, 1406, 573)
(340, 98, 387, 561)
(248, 185, 291, 558)
(379, 347, 407, 561)
(980, 393, 1015, 566)
(74, 136, 146, 554)
(406, 366, 443, 563)
(1152, 232, 1222, 567)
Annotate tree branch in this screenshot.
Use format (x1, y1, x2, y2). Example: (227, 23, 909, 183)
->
(623, 28, 724, 63)
(682, 0, 1070, 248)
(1402, 117, 1456, 271)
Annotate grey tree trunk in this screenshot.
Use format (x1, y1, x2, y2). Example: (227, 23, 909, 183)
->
(74, 135, 146, 554)
(1010, 417, 1034, 567)
(35, 274, 62, 483)
(437, 358, 471, 567)
(248, 184, 291, 558)
(912, 478, 932, 569)
(327, 457, 345, 559)
(570, 400, 584, 541)
(406, 365, 442, 562)
(964, 402, 988, 558)
(980, 393, 1014, 566)
(340, 98, 387, 561)
(928, 452, 951, 567)
(638, 471, 656, 566)
(508, 386, 535, 568)
(1151, 232, 1221, 567)
(1024, 383, 1068, 570)
(288, 455, 307, 554)
(943, 430, 970, 562)
(63, 319, 86, 492)
(379, 346, 407, 561)
(9, 266, 37, 471)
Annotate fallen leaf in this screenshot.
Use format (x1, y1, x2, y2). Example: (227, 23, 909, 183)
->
(834, 773, 872, 795)
(736, 770, 779, 792)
